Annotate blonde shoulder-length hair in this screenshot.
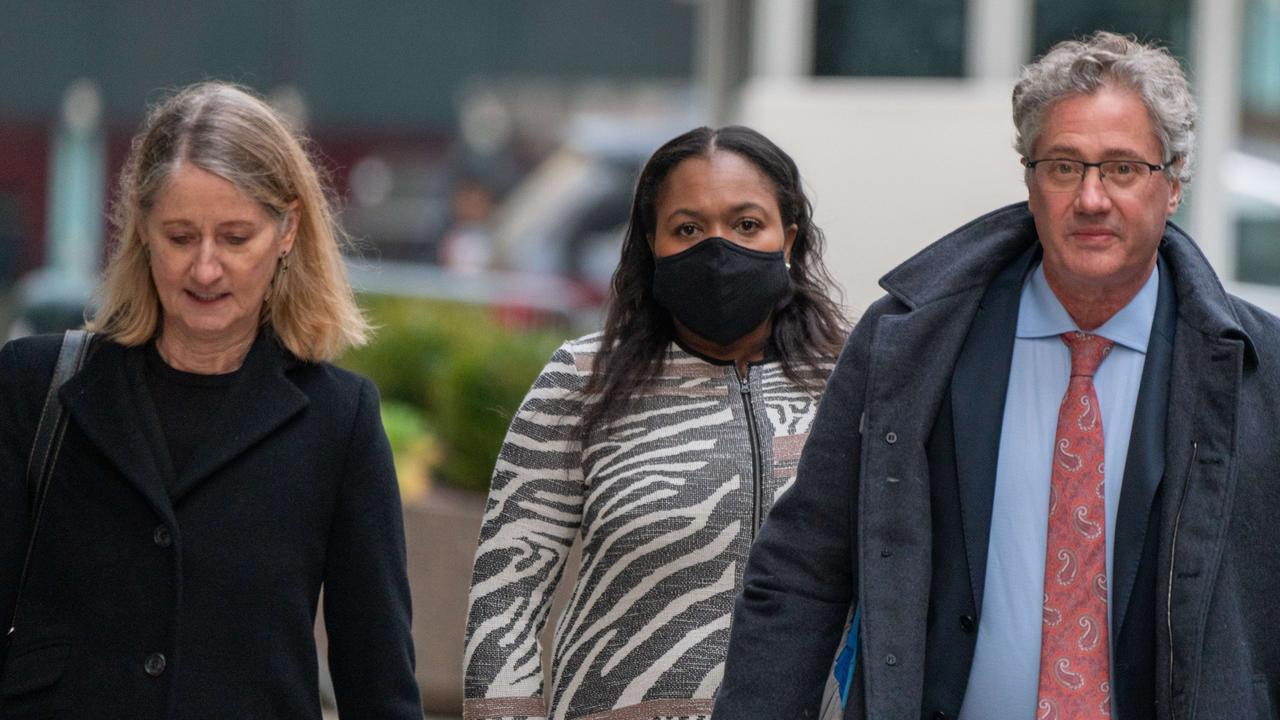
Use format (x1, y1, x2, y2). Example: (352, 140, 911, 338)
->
(90, 80, 369, 362)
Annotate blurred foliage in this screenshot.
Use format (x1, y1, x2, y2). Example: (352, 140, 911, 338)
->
(380, 400, 438, 503)
(341, 295, 567, 496)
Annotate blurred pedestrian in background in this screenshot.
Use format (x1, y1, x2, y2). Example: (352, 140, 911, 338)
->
(0, 81, 422, 719)
(463, 125, 848, 720)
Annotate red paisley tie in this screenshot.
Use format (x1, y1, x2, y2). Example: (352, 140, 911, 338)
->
(1036, 331, 1114, 720)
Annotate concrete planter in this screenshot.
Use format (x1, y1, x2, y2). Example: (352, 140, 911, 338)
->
(404, 484, 578, 715)
(404, 485, 487, 714)
(318, 483, 577, 716)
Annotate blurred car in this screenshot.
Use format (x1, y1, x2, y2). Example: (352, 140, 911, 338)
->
(489, 113, 702, 301)
(5, 268, 94, 340)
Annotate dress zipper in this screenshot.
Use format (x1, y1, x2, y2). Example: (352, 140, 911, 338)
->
(737, 367, 764, 538)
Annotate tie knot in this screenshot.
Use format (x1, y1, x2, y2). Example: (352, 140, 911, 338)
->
(1061, 331, 1114, 378)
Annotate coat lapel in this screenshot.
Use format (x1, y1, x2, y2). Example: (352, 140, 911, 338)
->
(859, 291, 985, 718)
(169, 332, 309, 502)
(949, 248, 1032, 615)
(1155, 225, 1256, 715)
(60, 341, 175, 524)
(1111, 258, 1174, 651)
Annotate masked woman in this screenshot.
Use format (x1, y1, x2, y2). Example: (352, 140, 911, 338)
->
(0, 82, 421, 718)
(463, 126, 848, 720)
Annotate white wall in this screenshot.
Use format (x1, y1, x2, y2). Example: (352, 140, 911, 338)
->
(739, 77, 1028, 315)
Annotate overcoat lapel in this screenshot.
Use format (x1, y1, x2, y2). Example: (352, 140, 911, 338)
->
(949, 247, 1033, 615)
(170, 332, 308, 502)
(59, 341, 175, 524)
(58, 332, 309, 515)
(1154, 227, 1255, 717)
(859, 290, 984, 718)
(1111, 258, 1174, 652)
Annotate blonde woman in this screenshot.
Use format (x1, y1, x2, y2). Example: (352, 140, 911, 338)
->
(0, 82, 421, 718)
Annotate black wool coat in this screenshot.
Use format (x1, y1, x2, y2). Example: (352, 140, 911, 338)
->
(0, 331, 422, 719)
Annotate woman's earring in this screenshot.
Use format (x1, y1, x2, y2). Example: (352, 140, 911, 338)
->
(280, 251, 290, 273)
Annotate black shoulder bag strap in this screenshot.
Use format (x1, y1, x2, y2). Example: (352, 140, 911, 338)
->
(4, 329, 95, 656)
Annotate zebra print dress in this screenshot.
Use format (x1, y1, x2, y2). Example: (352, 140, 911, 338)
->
(463, 334, 833, 720)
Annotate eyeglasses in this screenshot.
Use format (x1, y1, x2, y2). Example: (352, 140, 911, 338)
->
(1023, 157, 1169, 193)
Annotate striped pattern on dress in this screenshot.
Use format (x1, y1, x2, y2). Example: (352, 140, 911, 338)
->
(463, 334, 832, 720)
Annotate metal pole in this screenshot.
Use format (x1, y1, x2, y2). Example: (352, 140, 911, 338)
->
(46, 78, 106, 285)
(694, 0, 752, 125)
(751, 0, 814, 79)
(1189, 0, 1245, 279)
(966, 0, 1033, 78)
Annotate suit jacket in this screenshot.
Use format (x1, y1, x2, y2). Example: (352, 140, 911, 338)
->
(919, 244, 1171, 718)
(0, 331, 422, 719)
(715, 203, 1280, 720)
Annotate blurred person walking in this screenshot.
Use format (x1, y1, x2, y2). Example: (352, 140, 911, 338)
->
(0, 82, 422, 719)
(462, 126, 848, 720)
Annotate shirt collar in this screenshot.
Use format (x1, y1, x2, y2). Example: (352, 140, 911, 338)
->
(1016, 260, 1159, 353)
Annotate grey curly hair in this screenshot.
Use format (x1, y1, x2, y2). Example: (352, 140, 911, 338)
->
(1012, 31, 1197, 183)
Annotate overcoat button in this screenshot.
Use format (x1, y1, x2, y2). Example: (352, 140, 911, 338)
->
(153, 525, 172, 548)
(960, 615, 976, 633)
(144, 652, 167, 677)
(885, 431, 898, 444)
(934, 712, 952, 720)
(885, 653, 898, 666)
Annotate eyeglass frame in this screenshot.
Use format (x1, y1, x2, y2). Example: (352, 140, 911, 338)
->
(1022, 157, 1172, 192)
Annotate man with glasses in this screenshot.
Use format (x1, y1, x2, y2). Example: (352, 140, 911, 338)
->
(716, 31, 1280, 720)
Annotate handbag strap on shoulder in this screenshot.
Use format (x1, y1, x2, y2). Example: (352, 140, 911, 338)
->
(8, 329, 95, 642)
(25, 329, 94, 513)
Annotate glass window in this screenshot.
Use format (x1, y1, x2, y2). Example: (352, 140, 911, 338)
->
(814, 0, 967, 77)
(1235, 0, 1280, 288)
(1032, 0, 1191, 62)
(1236, 213, 1280, 286)
(1242, 0, 1280, 143)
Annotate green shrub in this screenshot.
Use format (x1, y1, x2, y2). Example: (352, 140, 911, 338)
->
(433, 327, 564, 491)
(340, 295, 568, 495)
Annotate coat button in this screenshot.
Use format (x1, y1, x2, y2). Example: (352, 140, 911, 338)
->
(885, 653, 898, 666)
(885, 431, 898, 444)
(934, 713, 952, 720)
(153, 525, 172, 548)
(960, 615, 976, 633)
(144, 652, 167, 677)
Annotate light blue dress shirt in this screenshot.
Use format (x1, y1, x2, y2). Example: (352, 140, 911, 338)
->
(957, 262, 1158, 719)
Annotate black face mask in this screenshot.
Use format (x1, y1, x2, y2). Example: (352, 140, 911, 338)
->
(652, 236, 793, 346)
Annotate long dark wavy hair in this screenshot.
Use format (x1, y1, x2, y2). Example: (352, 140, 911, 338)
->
(581, 126, 848, 435)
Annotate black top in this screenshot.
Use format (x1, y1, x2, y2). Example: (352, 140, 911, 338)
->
(143, 342, 240, 482)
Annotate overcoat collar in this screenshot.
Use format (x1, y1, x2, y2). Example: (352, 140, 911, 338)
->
(59, 329, 309, 514)
(879, 202, 1257, 362)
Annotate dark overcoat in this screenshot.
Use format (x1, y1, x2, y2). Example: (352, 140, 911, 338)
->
(715, 203, 1280, 719)
(0, 331, 422, 719)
